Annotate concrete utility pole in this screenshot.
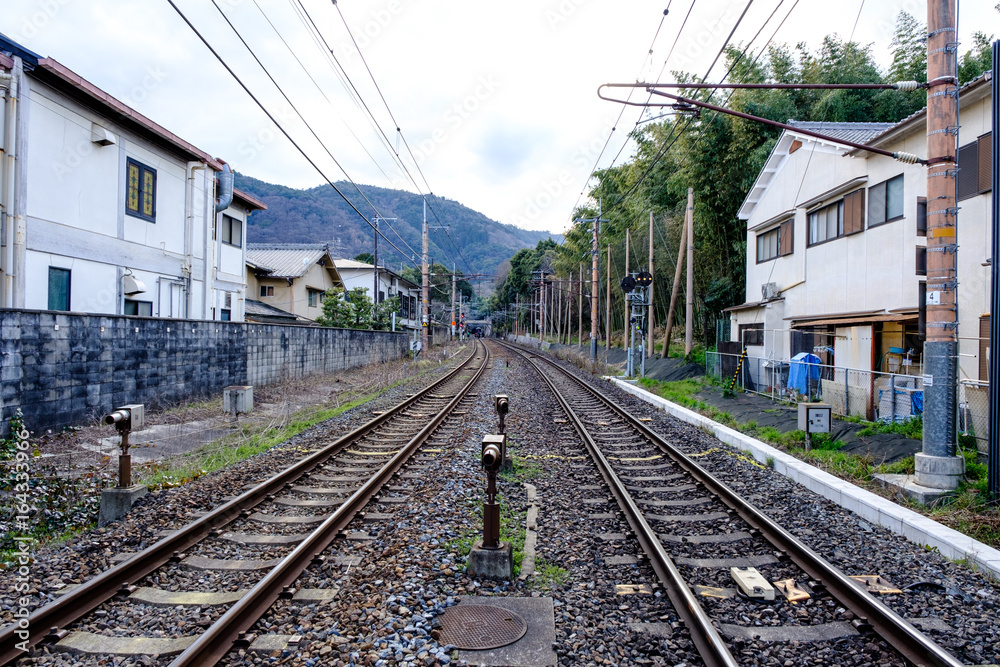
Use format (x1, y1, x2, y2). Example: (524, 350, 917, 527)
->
(624, 228, 631, 348)
(373, 215, 379, 304)
(685, 187, 694, 357)
(918, 0, 964, 491)
(578, 263, 584, 349)
(605, 244, 611, 358)
(573, 202, 608, 361)
(451, 263, 457, 341)
(648, 212, 655, 358)
(989, 40, 1000, 500)
(421, 201, 429, 355)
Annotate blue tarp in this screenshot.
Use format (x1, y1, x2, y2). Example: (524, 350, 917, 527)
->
(788, 352, 821, 394)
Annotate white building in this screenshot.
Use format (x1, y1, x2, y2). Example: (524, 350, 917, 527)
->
(0, 36, 265, 322)
(333, 258, 421, 330)
(729, 74, 992, 409)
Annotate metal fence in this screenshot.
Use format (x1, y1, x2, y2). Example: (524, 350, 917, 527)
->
(706, 351, 989, 447)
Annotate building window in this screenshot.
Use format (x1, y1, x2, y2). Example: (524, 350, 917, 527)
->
(757, 228, 779, 263)
(220, 309, 231, 321)
(808, 201, 844, 246)
(124, 299, 153, 316)
(126, 158, 156, 222)
(260, 285, 274, 298)
(739, 322, 764, 347)
(755, 219, 794, 263)
(868, 175, 904, 227)
(308, 289, 324, 308)
(221, 214, 242, 248)
(48, 267, 71, 311)
(958, 132, 993, 201)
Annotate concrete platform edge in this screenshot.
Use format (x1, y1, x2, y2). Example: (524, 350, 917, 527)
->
(608, 377, 1000, 580)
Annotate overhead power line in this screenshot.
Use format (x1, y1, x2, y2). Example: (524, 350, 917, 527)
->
(165, 0, 417, 265)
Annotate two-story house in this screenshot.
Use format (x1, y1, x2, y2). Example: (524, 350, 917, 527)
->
(246, 243, 343, 322)
(729, 74, 992, 420)
(0, 35, 264, 322)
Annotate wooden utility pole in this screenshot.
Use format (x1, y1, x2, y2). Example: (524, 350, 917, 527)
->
(918, 0, 963, 490)
(685, 188, 694, 357)
(451, 263, 457, 341)
(660, 194, 689, 358)
(647, 211, 655, 358)
(605, 244, 611, 357)
(421, 201, 429, 354)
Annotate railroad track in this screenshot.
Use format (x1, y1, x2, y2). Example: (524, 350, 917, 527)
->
(500, 341, 963, 667)
(2, 341, 489, 666)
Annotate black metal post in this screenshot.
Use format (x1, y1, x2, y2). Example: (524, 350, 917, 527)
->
(988, 40, 1000, 499)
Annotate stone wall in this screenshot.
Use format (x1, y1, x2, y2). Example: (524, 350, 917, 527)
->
(0, 310, 408, 435)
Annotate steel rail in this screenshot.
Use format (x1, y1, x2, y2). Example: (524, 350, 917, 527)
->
(506, 345, 737, 667)
(505, 342, 963, 667)
(0, 344, 482, 665)
(168, 341, 489, 665)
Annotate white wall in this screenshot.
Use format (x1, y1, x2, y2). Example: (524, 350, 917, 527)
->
(16, 78, 242, 320)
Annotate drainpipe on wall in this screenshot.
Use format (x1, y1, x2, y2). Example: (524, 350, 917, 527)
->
(0, 62, 17, 309)
(213, 162, 234, 320)
(185, 161, 205, 319)
(10, 58, 25, 310)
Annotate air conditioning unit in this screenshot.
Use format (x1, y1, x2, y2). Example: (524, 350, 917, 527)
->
(761, 282, 779, 301)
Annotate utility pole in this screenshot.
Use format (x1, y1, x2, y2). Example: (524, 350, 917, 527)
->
(451, 263, 457, 341)
(648, 211, 655, 358)
(685, 188, 694, 357)
(578, 263, 584, 349)
(624, 228, 631, 349)
(421, 201, 429, 355)
(989, 39, 1000, 499)
(659, 213, 686, 359)
(605, 244, 611, 359)
(918, 0, 964, 491)
(573, 202, 608, 361)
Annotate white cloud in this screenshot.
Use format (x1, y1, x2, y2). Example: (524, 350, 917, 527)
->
(1, 0, 993, 236)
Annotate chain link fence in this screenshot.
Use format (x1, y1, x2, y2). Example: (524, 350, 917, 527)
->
(708, 351, 929, 420)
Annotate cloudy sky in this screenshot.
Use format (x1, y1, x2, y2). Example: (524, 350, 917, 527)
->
(1, 0, 993, 235)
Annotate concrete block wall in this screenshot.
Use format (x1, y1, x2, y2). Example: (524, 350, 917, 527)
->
(245, 324, 408, 386)
(0, 309, 408, 435)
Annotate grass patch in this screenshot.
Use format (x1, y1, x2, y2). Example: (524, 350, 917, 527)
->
(144, 387, 396, 489)
(500, 440, 544, 483)
(857, 417, 922, 440)
(532, 558, 569, 589)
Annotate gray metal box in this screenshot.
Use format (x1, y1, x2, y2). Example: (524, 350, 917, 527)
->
(797, 402, 831, 433)
(224, 386, 254, 415)
(117, 404, 144, 431)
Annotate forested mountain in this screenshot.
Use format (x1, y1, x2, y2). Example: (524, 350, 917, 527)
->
(235, 173, 559, 279)
(489, 11, 994, 345)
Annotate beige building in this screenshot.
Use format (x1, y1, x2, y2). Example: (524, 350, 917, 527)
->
(246, 244, 343, 322)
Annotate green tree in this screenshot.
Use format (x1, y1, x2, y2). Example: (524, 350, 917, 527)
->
(958, 31, 994, 84)
(372, 295, 401, 331)
(315, 286, 354, 328)
(354, 252, 375, 264)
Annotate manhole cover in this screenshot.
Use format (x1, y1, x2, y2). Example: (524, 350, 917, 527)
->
(438, 604, 528, 650)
